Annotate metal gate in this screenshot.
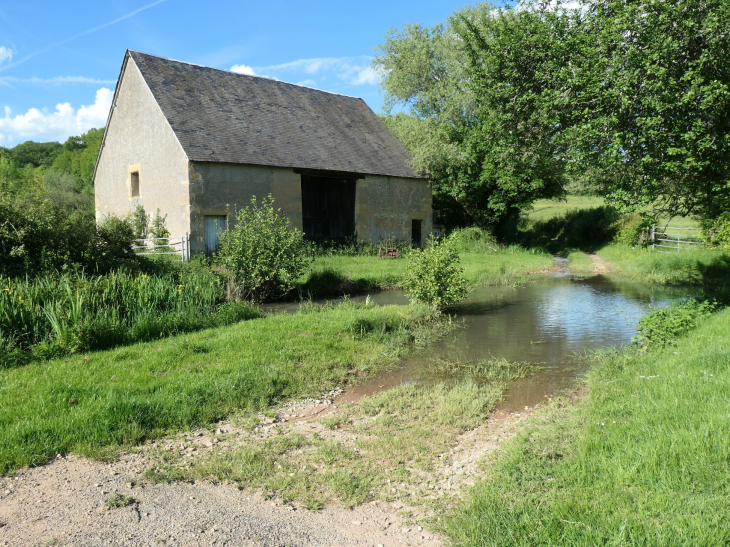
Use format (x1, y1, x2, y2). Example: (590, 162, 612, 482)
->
(132, 234, 190, 261)
(652, 225, 705, 252)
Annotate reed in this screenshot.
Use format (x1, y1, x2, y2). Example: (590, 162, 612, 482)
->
(0, 269, 259, 364)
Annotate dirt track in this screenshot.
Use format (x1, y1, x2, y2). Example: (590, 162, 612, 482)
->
(0, 395, 531, 547)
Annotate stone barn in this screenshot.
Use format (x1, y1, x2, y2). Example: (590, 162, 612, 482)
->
(94, 50, 432, 254)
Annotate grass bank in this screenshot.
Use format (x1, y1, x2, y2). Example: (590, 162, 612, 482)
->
(596, 244, 730, 286)
(446, 307, 730, 545)
(0, 301, 448, 474)
(300, 247, 554, 297)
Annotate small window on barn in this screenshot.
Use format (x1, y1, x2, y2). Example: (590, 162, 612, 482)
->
(130, 171, 140, 197)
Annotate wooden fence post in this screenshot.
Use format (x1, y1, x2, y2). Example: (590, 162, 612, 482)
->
(652, 225, 655, 251)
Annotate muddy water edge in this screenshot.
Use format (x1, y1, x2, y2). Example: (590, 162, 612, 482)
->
(332, 263, 693, 411)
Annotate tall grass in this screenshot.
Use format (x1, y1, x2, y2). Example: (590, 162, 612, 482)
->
(0, 269, 259, 364)
(445, 308, 730, 545)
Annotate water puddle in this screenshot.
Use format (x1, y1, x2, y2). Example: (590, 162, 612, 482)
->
(339, 269, 693, 411)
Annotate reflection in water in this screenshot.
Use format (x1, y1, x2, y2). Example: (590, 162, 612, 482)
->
(343, 275, 692, 411)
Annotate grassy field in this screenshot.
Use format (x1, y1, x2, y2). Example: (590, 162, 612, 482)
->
(445, 307, 730, 546)
(527, 196, 606, 222)
(529, 196, 702, 229)
(0, 301, 448, 474)
(596, 244, 730, 286)
(301, 247, 554, 296)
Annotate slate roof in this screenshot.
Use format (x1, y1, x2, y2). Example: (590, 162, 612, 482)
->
(127, 51, 422, 179)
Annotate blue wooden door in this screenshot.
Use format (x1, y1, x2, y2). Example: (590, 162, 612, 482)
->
(204, 216, 227, 255)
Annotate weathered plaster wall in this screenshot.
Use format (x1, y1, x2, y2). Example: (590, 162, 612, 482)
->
(94, 58, 190, 237)
(188, 162, 302, 253)
(355, 176, 432, 243)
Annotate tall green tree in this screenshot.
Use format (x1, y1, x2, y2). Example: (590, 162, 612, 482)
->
(377, 0, 730, 226)
(51, 127, 104, 189)
(567, 0, 730, 220)
(375, 4, 571, 231)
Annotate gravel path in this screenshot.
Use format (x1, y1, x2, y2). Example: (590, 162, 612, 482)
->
(0, 393, 531, 547)
(0, 452, 442, 547)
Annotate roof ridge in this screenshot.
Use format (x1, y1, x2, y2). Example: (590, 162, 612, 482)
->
(128, 50, 364, 101)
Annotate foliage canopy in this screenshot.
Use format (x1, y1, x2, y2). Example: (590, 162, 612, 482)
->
(376, 0, 730, 226)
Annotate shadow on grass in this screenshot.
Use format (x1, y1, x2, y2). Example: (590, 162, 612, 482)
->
(698, 254, 730, 300)
(296, 268, 385, 299)
(517, 206, 621, 255)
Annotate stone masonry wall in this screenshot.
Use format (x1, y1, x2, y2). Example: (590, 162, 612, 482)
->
(94, 58, 190, 238)
(355, 175, 432, 244)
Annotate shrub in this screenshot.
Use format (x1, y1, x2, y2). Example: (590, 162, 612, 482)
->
(522, 205, 621, 253)
(449, 227, 499, 253)
(634, 298, 717, 349)
(0, 191, 142, 277)
(216, 195, 310, 302)
(613, 213, 650, 246)
(703, 212, 730, 251)
(402, 236, 468, 308)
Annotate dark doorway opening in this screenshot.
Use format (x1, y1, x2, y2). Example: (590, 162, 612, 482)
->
(412, 219, 422, 247)
(301, 175, 356, 242)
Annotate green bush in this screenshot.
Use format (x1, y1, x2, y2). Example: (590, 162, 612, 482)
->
(703, 212, 730, 251)
(216, 195, 310, 302)
(634, 298, 717, 349)
(449, 227, 500, 253)
(0, 191, 141, 277)
(402, 236, 468, 308)
(613, 213, 650, 246)
(521, 205, 621, 253)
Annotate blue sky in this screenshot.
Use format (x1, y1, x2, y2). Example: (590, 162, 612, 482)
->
(0, 0, 506, 147)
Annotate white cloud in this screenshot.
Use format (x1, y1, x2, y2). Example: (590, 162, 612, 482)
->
(230, 63, 277, 80)
(296, 79, 317, 88)
(351, 66, 381, 86)
(235, 56, 380, 87)
(230, 63, 257, 76)
(0, 46, 14, 65)
(0, 87, 112, 145)
(0, 76, 117, 86)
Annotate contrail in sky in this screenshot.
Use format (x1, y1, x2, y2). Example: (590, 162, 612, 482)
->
(0, 0, 168, 73)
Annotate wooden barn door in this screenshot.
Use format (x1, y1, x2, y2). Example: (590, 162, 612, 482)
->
(301, 176, 356, 242)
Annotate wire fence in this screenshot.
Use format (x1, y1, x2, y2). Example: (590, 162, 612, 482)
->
(652, 225, 705, 253)
(132, 233, 190, 262)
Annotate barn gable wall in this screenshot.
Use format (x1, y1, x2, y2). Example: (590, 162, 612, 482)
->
(94, 58, 190, 237)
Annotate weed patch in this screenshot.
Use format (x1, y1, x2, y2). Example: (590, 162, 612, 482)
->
(106, 493, 135, 509)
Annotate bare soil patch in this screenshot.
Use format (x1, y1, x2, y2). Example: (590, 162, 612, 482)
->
(587, 253, 613, 274)
(0, 389, 537, 547)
